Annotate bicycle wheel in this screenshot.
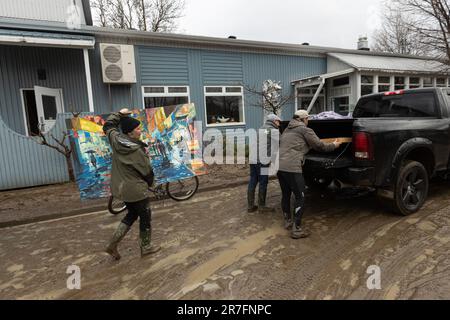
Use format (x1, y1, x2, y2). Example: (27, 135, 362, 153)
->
(166, 176, 199, 201)
(107, 196, 127, 215)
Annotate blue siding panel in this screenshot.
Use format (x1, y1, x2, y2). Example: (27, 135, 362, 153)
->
(187, 49, 205, 124)
(202, 51, 243, 85)
(139, 46, 189, 85)
(0, 113, 71, 190)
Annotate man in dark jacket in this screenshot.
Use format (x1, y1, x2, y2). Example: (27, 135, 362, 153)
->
(103, 108, 161, 260)
(248, 114, 281, 213)
(278, 110, 341, 239)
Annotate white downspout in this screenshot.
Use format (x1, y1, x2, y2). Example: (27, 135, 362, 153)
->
(83, 48, 95, 113)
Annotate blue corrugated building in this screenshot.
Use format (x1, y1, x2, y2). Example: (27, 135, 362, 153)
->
(1, 0, 449, 190)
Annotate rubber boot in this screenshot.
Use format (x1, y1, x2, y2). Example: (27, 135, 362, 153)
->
(105, 222, 130, 260)
(140, 228, 161, 257)
(247, 189, 258, 213)
(258, 188, 275, 213)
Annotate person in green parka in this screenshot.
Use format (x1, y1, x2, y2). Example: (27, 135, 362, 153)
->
(103, 108, 161, 260)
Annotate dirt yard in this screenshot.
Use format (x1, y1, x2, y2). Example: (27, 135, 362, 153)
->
(0, 178, 449, 299)
(0, 164, 249, 225)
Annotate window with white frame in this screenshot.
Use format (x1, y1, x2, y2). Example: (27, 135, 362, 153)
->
(423, 77, 433, 87)
(333, 96, 350, 115)
(409, 77, 421, 89)
(296, 86, 325, 115)
(361, 75, 374, 96)
(436, 78, 446, 87)
(142, 86, 190, 109)
(378, 76, 391, 92)
(204, 86, 244, 125)
(395, 76, 405, 90)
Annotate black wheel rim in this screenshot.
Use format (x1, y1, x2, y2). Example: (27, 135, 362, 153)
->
(111, 199, 126, 212)
(401, 167, 426, 210)
(167, 177, 198, 200)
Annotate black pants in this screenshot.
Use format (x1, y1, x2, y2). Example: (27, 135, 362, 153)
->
(122, 198, 151, 232)
(277, 171, 305, 227)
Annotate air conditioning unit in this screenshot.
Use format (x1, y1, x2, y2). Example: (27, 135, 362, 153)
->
(100, 43, 136, 84)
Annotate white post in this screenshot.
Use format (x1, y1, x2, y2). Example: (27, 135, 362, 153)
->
(306, 79, 325, 113)
(373, 75, 379, 93)
(294, 83, 298, 111)
(83, 48, 95, 113)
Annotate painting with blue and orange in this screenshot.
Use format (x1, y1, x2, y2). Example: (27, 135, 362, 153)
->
(69, 103, 206, 200)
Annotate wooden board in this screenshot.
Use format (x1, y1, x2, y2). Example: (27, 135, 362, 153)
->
(320, 137, 352, 144)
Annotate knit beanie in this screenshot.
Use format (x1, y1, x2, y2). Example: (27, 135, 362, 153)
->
(120, 117, 141, 134)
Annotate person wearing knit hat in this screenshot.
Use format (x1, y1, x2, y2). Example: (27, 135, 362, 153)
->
(103, 108, 161, 260)
(247, 113, 282, 214)
(277, 109, 342, 239)
(120, 116, 141, 135)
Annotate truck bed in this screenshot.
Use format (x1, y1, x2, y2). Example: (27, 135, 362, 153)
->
(280, 118, 354, 170)
(305, 119, 354, 167)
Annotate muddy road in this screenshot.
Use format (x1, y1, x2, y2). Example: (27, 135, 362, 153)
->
(0, 180, 449, 299)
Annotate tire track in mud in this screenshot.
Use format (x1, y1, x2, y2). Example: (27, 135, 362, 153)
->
(2, 181, 450, 299)
(251, 191, 450, 300)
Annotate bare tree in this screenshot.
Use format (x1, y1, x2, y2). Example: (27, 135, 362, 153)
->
(91, 0, 109, 27)
(91, 0, 185, 32)
(375, 0, 450, 65)
(31, 114, 80, 182)
(148, 0, 185, 32)
(242, 80, 294, 115)
(372, 3, 427, 55)
(106, 0, 130, 29)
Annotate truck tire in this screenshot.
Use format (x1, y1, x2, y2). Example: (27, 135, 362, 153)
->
(391, 160, 429, 216)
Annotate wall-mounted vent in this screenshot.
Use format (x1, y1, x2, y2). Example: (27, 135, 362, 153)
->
(100, 43, 136, 84)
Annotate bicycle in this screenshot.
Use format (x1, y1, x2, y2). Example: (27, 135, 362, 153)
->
(107, 176, 199, 215)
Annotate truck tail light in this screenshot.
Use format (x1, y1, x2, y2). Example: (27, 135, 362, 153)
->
(384, 90, 404, 96)
(353, 132, 373, 160)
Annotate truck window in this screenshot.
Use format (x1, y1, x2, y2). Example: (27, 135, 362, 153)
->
(353, 93, 437, 118)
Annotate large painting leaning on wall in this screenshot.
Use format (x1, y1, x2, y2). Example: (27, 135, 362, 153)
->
(68, 103, 206, 200)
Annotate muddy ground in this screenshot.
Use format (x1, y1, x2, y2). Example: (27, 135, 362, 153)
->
(0, 179, 449, 300)
(0, 164, 249, 225)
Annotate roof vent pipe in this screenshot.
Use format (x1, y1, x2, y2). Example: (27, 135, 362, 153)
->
(357, 36, 370, 51)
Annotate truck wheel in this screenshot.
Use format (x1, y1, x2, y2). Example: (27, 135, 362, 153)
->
(392, 160, 429, 216)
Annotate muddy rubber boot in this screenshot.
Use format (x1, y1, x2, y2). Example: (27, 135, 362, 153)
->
(105, 222, 130, 260)
(291, 224, 310, 239)
(247, 190, 258, 213)
(257, 189, 274, 213)
(283, 212, 293, 230)
(140, 228, 161, 257)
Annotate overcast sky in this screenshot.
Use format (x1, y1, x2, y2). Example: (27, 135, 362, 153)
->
(177, 0, 385, 49)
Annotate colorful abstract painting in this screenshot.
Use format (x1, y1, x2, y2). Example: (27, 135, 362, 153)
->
(69, 103, 206, 200)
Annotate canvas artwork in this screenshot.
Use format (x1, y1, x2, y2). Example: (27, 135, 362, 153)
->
(69, 103, 206, 200)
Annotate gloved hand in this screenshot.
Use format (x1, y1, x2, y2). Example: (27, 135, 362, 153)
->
(333, 139, 342, 149)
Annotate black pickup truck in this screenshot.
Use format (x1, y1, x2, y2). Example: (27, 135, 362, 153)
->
(285, 88, 450, 216)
